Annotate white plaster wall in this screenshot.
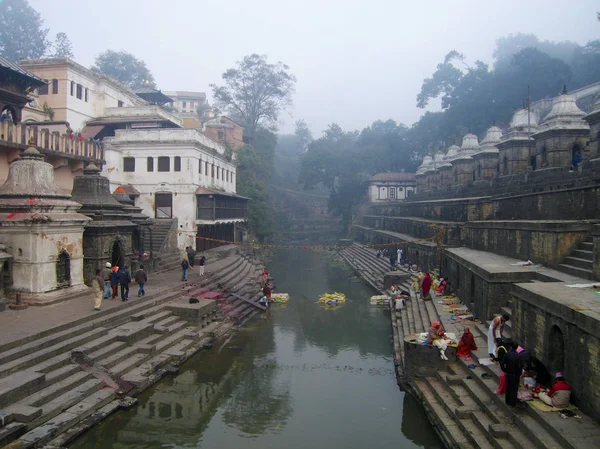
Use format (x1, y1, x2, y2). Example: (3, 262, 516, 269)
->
(0, 223, 86, 293)
(368, 181, 416, 202)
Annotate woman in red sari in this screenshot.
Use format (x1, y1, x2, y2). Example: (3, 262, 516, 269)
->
(456, 327, 477, 360)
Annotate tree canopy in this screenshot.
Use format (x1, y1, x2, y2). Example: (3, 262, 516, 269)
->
(0, 0, 49, 61)
(51, 32, 74, 58)
(211, 54, 296, 140)
(92, 50, 156, 90)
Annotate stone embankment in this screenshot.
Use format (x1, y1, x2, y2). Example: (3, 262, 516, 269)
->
(0, 246, 265, 449)
(339, 244, 600, 449)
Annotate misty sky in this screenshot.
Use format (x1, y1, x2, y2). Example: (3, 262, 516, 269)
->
(30, 0, 599, 135)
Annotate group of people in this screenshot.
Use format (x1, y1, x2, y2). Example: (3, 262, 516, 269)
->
(375, 247, 405, 270)
(91, 262, 147, 310)
(486, 313, 571, 408)
(181, 246, 206, 281)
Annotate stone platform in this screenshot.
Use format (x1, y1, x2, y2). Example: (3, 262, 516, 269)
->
(340, 243, 600, 449)
(0, 246, 266, 449)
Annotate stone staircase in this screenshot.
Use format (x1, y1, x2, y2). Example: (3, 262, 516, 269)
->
(339, 243, 600, 449)
(0, 247, 265, 449)
(558, 236, 595, 280)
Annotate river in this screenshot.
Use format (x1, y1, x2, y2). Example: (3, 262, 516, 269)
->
(69, 248, 441, 449)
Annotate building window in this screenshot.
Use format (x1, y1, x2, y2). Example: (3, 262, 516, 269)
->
(85, 88, 89, 102)
(76, 84, 83, 99)
(189, 102, 194, 109)
(226, 171, 229, 182)
(70, 81, 75, 96)
(158, 156, 170, 172)
(38, 82, 49, 95)
(218, 131, 224, 139)
(174, 156, 181, 172)
(51, 79, 58, 94)
(205, 161, 208, 175)
(182, 101, 187, 109)
(147, 157, 154, 172)
(123, 157, 135, 172)
(389, 187, 396, 199)
(198, 159, 202, 173)
(211, 164, 215, 178)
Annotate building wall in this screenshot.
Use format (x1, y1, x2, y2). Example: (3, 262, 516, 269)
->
(102, 129, 239, 248)
(21, 59, 146, 132)
(368, 181, 415, 202)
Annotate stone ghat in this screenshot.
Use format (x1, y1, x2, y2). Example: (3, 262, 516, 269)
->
(339, 244, 600, 449)
(0, 246, 265, 449)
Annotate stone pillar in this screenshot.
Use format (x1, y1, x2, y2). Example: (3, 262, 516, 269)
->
(593, 224, 600, 281)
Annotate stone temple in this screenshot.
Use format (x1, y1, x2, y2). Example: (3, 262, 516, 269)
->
(354, 84, 600, 421)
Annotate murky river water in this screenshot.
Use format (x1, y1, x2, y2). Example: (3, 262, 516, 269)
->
(70, 249, 441, 449)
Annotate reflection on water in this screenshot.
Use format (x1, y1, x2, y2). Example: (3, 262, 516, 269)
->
(69, 249, 441, 449)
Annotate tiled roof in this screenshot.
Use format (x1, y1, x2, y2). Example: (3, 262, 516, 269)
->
(0, 56, 46, 85)
(369, 173, 416, 182)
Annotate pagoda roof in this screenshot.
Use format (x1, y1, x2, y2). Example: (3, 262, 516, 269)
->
(0, 56, 46, 87)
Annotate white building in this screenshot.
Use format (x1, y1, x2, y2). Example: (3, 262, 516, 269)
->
(163, 91, 207, 114)
(20, 58, 146, 131)
(102, 127, 248, 250)
(367, 173, 416, 202)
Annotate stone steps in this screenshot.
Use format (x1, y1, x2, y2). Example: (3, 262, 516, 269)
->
(557, 263, 594, 280)
(0, 249, 266, 448)
(413, 378, 477, 449)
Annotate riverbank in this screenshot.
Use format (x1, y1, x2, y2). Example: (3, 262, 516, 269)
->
(339, 243, 600, 449)
(0, 246, 265, 449)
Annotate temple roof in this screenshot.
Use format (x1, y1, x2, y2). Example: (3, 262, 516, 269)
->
(0, 56, 46, 87)
(475, 126, 502, 156)
(134, 87, 174, 106)
(370, 173, 416, 182)
(537, 90, 589, 132)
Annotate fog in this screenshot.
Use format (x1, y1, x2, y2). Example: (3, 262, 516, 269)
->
(31, 0, 600, 133)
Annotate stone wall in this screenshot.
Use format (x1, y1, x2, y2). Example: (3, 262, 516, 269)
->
(462, 221, 591, 267)
(512, 284, 600, 422)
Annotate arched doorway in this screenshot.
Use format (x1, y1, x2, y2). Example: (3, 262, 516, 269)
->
(547, 325, 565, 374)
(111, 240, 125, 268)
(571, 143, 583, 169)
(56, 251, 71, 288)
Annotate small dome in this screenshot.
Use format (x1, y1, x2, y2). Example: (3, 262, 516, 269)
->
(434, 151, 445, 163)
(541, 93, 585, 124)
(510, 108, 538, 129)
(461, 133, 480, 151)
(480, 126, 502, 146)
(445, 145, 460, 160)
(416, 155, 433, 175)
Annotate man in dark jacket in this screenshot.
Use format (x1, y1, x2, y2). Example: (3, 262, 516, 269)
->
(134, 265, 148, 297)
(501, 341, 521, 407)
(119, 265, 132, 301)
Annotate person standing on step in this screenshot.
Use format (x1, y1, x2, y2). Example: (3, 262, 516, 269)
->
(397, 247, 403, 266)
(487, 313, 510, 357)
(389, 253, 396, 270)
(91, 268, 105, 311)
(421, 271, 432, 301)
(198, 255, 206, 276)
(119, 265, 131, 301)
(101, 262, 112, 299)
(492, 338, 508, 395)
(187, 245, 195, 268)
(181, 258, 189, 281)
(134, 264, 147, 297)
(501, 341, 521, 407)
(110, 266, 120, 300)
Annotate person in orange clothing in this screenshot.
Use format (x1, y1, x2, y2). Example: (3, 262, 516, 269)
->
(456, 327, 477, 360)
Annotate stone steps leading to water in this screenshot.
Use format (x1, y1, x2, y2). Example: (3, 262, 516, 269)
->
(0, 247, 265, 449)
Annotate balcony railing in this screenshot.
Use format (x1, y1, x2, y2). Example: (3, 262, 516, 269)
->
(0, 121, 103, 161)
(197, 206, 248, 220)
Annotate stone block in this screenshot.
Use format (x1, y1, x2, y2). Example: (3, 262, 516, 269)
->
(454, 406, 475, 419)
(135, 344, 156, 354)
(384, 272, 411, 289)
(0, 371, 45, 408)
(109, 322, 154, 344)
(5, 405, 42, 423)
(488, 423, 508, 438)
(166, 300, 218, 323)
(446, 375, 462, 385)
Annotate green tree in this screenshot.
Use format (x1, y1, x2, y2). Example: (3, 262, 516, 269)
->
(92, 50, 156, 89)
(416, 51, 466, 109)
(571, 40, 600, 88)
(0, 0, 49, 61)
(211, 54, 296, 141)
(237, 128, 277, 242)
(51, 32, 74, 58)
